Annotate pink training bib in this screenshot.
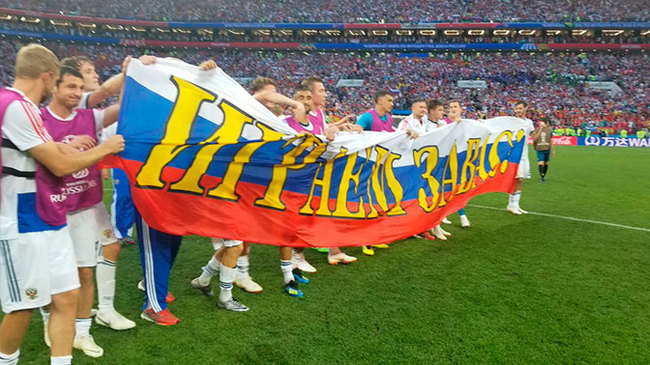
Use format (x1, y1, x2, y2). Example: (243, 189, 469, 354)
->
(367, 109, 394, 132)
(286, 115, 325, 135)
(41, 107, 103, 213)
(307, 109, 326, 133)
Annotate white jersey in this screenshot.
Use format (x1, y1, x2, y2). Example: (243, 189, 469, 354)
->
(77, 92, 91, 109)
(397, 114, 439, 135)
(520, 117, 535, 165)
(100, 122, 117, 143)
(517, 117, 535, 179)
(1, 88, 56, 239)
(434, 119, 449, 128)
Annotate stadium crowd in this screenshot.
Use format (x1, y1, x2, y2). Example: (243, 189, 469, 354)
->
(1, 40, 645, 133)
(466, 0, 650, 22)
(2, 20, 648, 44)
(3, 0, 649, 22)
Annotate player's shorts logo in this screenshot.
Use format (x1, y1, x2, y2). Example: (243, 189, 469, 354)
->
(25, 288, 38, 300)
(72, 168, 90, 179)
(102, 229, 113, 239)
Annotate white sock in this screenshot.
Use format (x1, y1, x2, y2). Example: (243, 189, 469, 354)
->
(96, 259, 117, 313)
(513, 191, 522, 208)
(50, 355, 72, 365)
(280, 260, 293, 284)
(292, 249, 304, 259)
(236, 255, 250, 278)
(218, 263, 235, 302)
(40, 307, 50, 324)
(508, 193, 515, 206)
(75, 318, 92, 338)
(291, 249, 304, 268)
(0, 350, 19, 365)
(198, 255, 220, 286)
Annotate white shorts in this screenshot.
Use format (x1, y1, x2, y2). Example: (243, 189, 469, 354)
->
(0, 226, 80, 314)
(67, 202, 118, 267)
(516, 160, 531, 179)
(211, 238, 243, 250)
(517, 147, 531, 179)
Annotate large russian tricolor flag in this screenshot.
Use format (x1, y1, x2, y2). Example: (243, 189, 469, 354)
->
(107, 58, 528, 247)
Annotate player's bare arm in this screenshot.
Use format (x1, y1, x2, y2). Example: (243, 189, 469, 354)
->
(324, 125, 340, 141)
(531, 127, 542, 140)
(550, 137, 556, 157)
(339, 123, 363, 133)
(254, 91, 306, 120)
(29, 135, 124, 177)
(67, 135, 97, 150)
(56, 141, 83, 155)
(328, 115, 363, 132)
(85, 56, 133, 108)
(86, 73, 123, 108)
(406, 129, 419, 139)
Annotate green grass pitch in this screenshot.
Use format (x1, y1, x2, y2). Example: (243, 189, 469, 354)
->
(10, 145, 650, 364)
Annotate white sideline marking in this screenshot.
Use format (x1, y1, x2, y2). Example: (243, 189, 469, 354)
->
(468, 204, 650, 233)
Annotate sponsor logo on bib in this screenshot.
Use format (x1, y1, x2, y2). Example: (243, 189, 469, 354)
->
(72, 168, 90, 179)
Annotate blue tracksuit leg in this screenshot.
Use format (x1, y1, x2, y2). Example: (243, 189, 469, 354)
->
(135, 211, 182, 312)
(111, 168, 135, 239)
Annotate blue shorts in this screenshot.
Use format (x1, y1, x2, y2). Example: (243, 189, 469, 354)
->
(536, 150, 551, 162)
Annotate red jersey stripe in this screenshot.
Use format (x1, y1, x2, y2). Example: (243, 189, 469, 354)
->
(22, 101, 51, 142)
(20, 100, 51, 142)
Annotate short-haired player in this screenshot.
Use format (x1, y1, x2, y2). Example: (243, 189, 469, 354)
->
(506, 101, 535, 214)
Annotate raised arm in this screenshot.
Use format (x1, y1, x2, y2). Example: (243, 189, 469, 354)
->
(86, 74, 123, 108)
(103, 104, 121, 128)
(254, 91, 306, 120)
(86, 56, 133, 108)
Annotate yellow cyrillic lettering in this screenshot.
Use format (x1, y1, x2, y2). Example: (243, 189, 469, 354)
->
(136, 76, 216, 189)
(255, 134, 326, 210)
(438, 143, 458, 207)
(413, 146, 440, 213)
(457, 138, 481, 194)
(332, 152, 366, 218)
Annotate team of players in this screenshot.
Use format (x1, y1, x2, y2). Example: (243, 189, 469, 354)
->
(0, 44, 553, 364)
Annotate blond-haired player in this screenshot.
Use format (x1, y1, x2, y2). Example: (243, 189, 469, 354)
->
(0, 44, 123, 365)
